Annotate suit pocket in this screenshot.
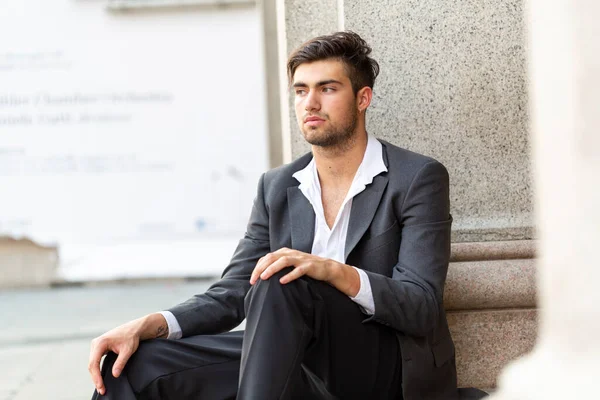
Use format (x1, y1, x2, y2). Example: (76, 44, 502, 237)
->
(432, 335, 455, 367)
(361, 221, 401, 253)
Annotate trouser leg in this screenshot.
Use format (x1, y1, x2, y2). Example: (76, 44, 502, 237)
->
(239, 267, 402, 400)
(91, 351, 137, 400)
(91, 269, 401, 400)
(91, 331, 243, 400)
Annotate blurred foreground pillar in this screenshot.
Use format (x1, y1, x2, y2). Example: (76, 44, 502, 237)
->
(490, 0, 600, 398)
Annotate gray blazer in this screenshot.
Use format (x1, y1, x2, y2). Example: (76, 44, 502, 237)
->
(169, 140, 459, 400)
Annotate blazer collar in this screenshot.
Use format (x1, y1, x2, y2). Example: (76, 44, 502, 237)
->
(345, 141, 390, 259)
(344, 171, 389, 260)
(287, 141, 390, 259)
(287, 186, 316, 254)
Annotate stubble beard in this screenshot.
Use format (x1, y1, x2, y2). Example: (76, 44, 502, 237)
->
(301, 107, 359, 151)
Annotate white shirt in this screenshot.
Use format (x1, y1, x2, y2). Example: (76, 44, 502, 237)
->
(291, 133, 386, 316)
(161, 134, 387, 339)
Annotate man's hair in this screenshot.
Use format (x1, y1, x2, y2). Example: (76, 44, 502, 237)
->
(287, 31, 380, 94)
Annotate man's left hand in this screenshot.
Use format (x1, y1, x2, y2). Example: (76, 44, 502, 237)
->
(250, 248, 339, 285)
(250, 248, 360, 297)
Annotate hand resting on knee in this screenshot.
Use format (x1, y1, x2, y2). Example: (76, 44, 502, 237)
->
(88, 312, 168, 396)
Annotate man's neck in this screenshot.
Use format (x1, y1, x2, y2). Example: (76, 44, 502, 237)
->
(312, 131, 368, 188)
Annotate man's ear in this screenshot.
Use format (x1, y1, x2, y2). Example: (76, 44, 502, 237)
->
(356, 86, 373, 113)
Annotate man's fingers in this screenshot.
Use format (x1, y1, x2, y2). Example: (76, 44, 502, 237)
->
(251, 253, 276, 284)
(112, 349, 133, 378)
(280, 265, 306, 284)
(260, 256, 295, 280)
(251, 249, 299, 284)
(88, 357, 104, 394)
(88, 344, 106, 395)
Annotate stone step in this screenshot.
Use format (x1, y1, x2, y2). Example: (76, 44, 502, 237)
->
(449, 308, 537, 389)
(445, 258, 536, 310)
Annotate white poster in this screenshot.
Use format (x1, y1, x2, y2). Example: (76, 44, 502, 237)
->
(0, 1, 269, 280)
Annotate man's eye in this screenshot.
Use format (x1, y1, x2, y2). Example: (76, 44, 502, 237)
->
(295, 89, 306, 96)
(323, 87, 335, 93)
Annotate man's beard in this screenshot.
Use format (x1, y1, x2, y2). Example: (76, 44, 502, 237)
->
(301, 108, 358, 149)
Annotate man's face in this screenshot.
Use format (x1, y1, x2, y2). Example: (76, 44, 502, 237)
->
(292, 59, 359, 148)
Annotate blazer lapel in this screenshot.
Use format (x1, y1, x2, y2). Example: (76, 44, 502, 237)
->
(344, 173, 389, 260)
(287, 186, 316, 253)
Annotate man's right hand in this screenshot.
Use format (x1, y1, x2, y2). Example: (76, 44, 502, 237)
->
(88, 313, 168, 396)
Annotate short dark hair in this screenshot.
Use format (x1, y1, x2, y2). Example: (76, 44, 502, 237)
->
(287, 31, 380, 94)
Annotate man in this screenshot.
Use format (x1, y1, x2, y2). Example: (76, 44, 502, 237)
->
(89, 31, 486, 400)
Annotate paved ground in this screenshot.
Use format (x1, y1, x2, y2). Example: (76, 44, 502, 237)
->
(0, 279, 221, 400)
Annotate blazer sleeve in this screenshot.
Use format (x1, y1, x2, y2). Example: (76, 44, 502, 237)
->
(363, 160, 451, 337)
(167, 173, 271, 337)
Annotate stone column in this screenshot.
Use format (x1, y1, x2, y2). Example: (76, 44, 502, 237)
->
(490, 0, 600, 398)
(280, 0, 536, 388)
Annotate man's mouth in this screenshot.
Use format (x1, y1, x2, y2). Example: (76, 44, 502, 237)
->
(304, 116, 326, 126)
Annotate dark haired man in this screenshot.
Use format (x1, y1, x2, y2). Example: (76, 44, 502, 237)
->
(89, 31, 487, 400)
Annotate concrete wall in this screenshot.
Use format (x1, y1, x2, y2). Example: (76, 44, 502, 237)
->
(283, 0, 532, 243)
(280, 0, 536, 389)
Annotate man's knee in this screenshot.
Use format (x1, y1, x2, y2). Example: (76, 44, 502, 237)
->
(126, 339, 164, 371)
(115, 339, 174, 393)
(101, 351, 118, 377)
(248, 266, 295, 293)
(101, 343, 158, 379)
(244, 267, 313, 314)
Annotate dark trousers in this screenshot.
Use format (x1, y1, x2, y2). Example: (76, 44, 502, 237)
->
(92, 269, 402, 400)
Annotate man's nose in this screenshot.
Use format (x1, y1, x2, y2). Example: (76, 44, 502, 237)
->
(304, 91, 320, 112)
